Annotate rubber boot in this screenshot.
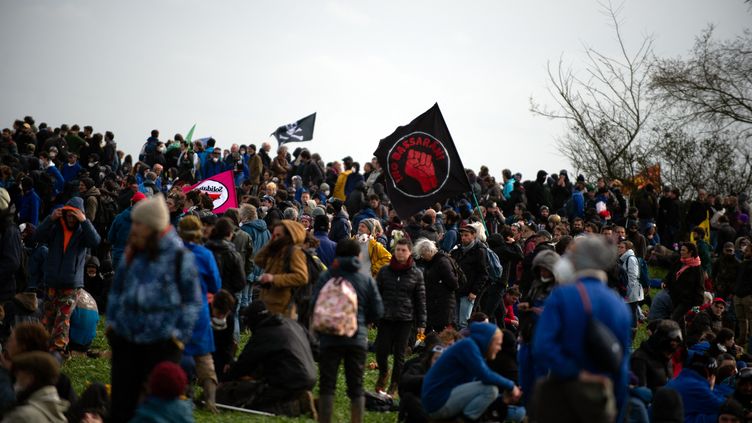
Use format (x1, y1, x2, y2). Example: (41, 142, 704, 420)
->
(350, 395, 365, 423)
(202, 379, 219, 414)
(318, 394, 335, 423)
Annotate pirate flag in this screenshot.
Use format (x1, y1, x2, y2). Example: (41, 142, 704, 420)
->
(374, 103, 471, 218)
(272, 112, 316, 145)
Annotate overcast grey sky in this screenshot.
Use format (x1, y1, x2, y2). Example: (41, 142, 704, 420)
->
(1, 0, 749, 179)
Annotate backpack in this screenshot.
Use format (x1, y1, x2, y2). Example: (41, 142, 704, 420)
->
(483, 246, 504, 282)
(210, 243, 246, 293)
(615, 262, 629, 298)
(92, 195, 118, 238)
(312, 276, 358, 337)
(447, 253, 469, 291)
(636, 257, 650, 291)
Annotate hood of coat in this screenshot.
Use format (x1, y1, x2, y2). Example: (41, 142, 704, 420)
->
(469, 322, 499, 355)
(334, 256, 362, 273)
(279, 219, 306, 245)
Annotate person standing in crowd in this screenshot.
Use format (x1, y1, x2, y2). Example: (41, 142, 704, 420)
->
(107, 191, 146, 269)
(34, 197, 100, 355)
(618, 240, 643, 329)
(532, 236, 632, 423)
(178, 215, 222, 413)
(664, 242, 705, 332)
(374, 238, 426, 396)
(313, 214, 336, 268)
(61, 152, 82, 183)
(313, 239, 383, 423)
(414, 238, 458, 333)
(0, 188, 21, 304)
(631, 319, 682, 392)
(328, 198, 351, 243)
(254, 220, 308, 317)
(18, 177, 40, 226)
(106, 195, 201, 423)
(451, 226, 489, 329)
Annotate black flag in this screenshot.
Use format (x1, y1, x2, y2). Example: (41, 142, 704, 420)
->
(374, 103, 471, 219)
(272, 113, 316, 145)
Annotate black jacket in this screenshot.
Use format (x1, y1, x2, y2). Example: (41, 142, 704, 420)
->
(376, 259, 427, 327)
(205, 239, 246, 293)
(631, 340, 672, 392)
(0, 213, 22, 301)
(665, 262, 704, 307)
(418, 253, 458, 331)
(713, 255, 740, 299)
(225, 314, 317, 391)
(451, 241, 489, 296)
(735, 259, 752, 298)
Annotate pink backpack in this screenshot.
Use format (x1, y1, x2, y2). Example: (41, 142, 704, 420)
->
(312, 277, 359, 337)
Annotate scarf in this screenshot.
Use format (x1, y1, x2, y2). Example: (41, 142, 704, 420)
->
(461, 239, 477, 253)
(676, 256, 702, 279)
(389, 255, 414, 271)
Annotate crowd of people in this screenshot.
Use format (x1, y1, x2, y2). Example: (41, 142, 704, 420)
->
(0, 116, 750, 422)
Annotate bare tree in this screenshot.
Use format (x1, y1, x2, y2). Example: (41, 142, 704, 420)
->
(651, 27, 752, 132)
(531, 2, 655, 182)
(652, 122, 752, 197)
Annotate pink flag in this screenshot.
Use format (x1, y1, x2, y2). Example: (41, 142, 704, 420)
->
(182, 170, 238, 214)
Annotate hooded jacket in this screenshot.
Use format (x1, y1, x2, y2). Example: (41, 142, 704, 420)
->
(225, 314, 317, 391)
(82, 186, 101, 222)
(418, 252, 458, 331)
(665, 368, 725, 423)
(631, 339, 672, 392)
(34, 197, 101, 289)
(620, 249, 644, 303)
(421, 323, 514, 414)
(254, 220, 308, 316)
(311, 255, 384, 349)
(205, 239, 245, 294)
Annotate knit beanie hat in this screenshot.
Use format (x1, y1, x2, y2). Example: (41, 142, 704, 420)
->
(570, 235, 616, 272)
(360, 218, 375, 235)
(311, 206, 326, 218)
(148, 361, 187, 400)
(131, 194, 170, 232)
(0, 188, 9, 211)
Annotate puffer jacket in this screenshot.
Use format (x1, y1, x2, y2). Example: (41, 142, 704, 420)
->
(418, 252, 458, 331)
(254, 220, 308, 316)
(33, 197, 101, 289)
(376, 257, 426, 327)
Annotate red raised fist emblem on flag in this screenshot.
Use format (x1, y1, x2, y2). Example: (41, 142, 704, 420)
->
(404, 149, 438, 193)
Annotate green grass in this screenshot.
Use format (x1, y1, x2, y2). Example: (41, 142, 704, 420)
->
(64, 321, 396, 422)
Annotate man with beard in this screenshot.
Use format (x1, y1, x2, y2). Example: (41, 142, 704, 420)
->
(106, 195, 201, 423)
(34, 197, 100, 355)
(253, 220, 308, 318)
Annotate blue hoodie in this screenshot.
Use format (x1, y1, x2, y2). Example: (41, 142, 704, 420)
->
(665, 367, 726, 423)
(422, 322, 514, 414)
(107, 207, 133, 270)
(241, 219, 271, 281)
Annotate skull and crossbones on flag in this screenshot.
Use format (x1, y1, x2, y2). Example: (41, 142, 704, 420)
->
(272, 112, 316, 145)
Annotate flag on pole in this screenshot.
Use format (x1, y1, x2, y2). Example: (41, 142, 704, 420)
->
(271, 113, 316, 145)
(185, 124, 196, 145)
(181, 170, 238, 214)
(374, 103, 471, 218)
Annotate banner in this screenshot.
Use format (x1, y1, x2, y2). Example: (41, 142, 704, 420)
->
(373, 103, 471, 218)
(182, 170, 237, 214)
(272, 112, 316, 145)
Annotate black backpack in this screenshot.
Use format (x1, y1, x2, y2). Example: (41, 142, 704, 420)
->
(210, 243, 247, 293)
(92, 194, 118, 238)
(444, 252, 468, 291)
(287, 246, 325, 326)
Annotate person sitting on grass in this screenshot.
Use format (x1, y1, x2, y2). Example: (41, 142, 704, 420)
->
(130, 361, 193, 423)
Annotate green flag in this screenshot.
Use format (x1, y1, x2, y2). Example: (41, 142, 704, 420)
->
(185, 124, 196, 149)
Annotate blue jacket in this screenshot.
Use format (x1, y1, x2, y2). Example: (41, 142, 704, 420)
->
(311, 256, 383, 349)
(33, 197, 101, 289)
(665, 368, 725, 423)
(184, 242, 222, 357)
(532, 277, 632, 415)
(422, 323, 515, 414)
(107, 229, 202, 344)
(61, 162, 82, 183)
(345, 172, 364, 198)
(314, 231, 337, 268)
(25, 244, 48, 290)
(569, 190, 585, 219)
(107, 207, 133, 270)
(18, 189, 41, 226)
(352, 208, 378, 232)
(329, 211, 351, 243)
(130, 397, 194, 423)
(202, 159, 224, 179)
(240, 219, 271, 281)
(46, 164, 65, 197)
(439, 226, 458, 253)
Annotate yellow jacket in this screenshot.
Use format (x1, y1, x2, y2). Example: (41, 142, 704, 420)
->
(367, 238, 392, 278)
(333, 169, 352, 201)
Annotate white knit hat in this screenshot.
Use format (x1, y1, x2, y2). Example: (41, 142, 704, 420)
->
(131, 193, 170, 232)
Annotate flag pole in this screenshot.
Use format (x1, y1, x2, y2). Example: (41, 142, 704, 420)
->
(470, 191, 489, 238)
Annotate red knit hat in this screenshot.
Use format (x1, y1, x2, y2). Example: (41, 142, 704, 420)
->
(131, 191, 147, 203)
(148, 361, 187, 399)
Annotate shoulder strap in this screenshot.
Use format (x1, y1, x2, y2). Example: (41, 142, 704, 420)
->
(576, 282, 592, 316)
